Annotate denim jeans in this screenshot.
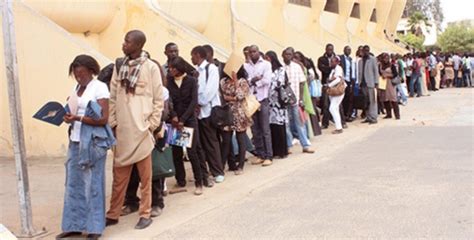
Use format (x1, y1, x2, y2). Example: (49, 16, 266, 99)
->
(286, 105, 310, 148)
(396, 83, 408, 102)
(409, 73, 421, 96)
(231, 132, 255, 156)
(62, 142, 107, 234)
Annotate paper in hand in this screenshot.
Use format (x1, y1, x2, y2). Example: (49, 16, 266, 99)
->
(224, 52, 245, 77)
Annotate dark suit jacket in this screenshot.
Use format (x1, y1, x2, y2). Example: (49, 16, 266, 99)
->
(339, 54, 354, 83)
(317, 54, 334, 84)
(167, 75, 198, 126)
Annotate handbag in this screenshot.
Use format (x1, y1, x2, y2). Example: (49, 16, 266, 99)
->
(278, 73, 297, 107)
(210, 103, 234, 129)
(391, 76, 401, 85)
(244, 94, 260, 118)
(152, 147, 175, 180)
(326, 80, 346, 96)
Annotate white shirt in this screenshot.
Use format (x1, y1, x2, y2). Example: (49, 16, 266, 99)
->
(284, 61, 306, 102)
(70, 79, 110, 142)
(328, 65, 344, 88)
(244, 57, 272, 101)
(196, 60, 221, 119)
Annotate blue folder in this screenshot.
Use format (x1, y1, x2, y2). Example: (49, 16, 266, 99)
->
(33, 101, 67, 126)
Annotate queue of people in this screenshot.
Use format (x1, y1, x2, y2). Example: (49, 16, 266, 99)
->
(56, 29, 470, 239)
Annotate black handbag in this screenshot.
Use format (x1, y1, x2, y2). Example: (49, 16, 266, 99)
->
(210, 103, 234, 128)
(278, 73, 297, 107)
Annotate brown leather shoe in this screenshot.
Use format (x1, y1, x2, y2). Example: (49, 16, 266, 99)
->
(302, 148, 315, 153)
(169, 185, 187, 194)
(332, 129, 343, 134)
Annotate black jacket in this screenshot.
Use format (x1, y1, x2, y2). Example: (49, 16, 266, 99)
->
(167, 75, 198, 125)
(339, 54, 354, 82)
(317, 53, 334, 84)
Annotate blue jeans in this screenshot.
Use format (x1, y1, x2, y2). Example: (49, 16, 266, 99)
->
(454, 69, 461, 87)
(409, 73, 421, 96)
(463, 70, 472, 87)
(62, 142, 107, 234)
(286, 105, 310, 148)
(396, 83, 408, 102)
(232, 132, 255, 156)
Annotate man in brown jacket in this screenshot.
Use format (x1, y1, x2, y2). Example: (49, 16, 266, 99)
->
(105, 30, 164, 229)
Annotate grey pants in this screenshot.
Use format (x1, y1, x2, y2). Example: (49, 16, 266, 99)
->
(362, 86, 378, 122)
(251, 98, 273, 160)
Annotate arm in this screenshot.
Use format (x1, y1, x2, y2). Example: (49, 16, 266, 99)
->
(373, 59, 380, 85)
(180, 77, 198, 123)
(255, 62, 272, 88)
(108, 66, 118, 128)
(235, 79, 249, 101)
(198, 65, 220, 106)
(148, 63, 164, 132)
(328, 67, 343, 87)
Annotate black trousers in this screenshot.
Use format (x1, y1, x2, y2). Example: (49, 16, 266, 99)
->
(322, 89, 346, 127)
(124, 164, 165, 209)
(172, 120, 205, 187)
(342, 82, 354, 119)
(221, 131, 246, 170)
(198, 117, 224, 177)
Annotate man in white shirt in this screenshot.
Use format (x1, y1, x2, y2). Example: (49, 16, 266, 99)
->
(282, 48, 314, 154)
(452, 53, 462, 87)
(244, 45, 273, 166)
(191, 46, 225, 183)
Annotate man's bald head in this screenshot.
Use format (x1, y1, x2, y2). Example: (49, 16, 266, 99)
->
(122, 30, 146, 57)
(126, 30, 146, 48)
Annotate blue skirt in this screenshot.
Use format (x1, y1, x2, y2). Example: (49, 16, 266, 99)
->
(62, 142, 107, 234)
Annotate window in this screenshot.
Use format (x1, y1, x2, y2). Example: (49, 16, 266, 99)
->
(350, 3, 360, 18)
(289, 0, 311, 7)
(370, 9, 377, 22)
(324, 0, 339, 13)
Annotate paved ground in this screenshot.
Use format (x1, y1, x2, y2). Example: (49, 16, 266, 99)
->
(0, 88, 472, 239)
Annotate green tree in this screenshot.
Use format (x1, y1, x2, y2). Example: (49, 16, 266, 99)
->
(437, 22, 474, 53)
(403, 0, 443, 31)
(407, 11, 432, 37)
(399, 33, 425, 51)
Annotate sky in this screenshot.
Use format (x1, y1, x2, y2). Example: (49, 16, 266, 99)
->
(440, 0, 474, 28)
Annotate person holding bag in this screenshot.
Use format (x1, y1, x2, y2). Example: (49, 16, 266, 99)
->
(220, 67, 252, 175)
(379, 53, 401, 120)
(326, 56, 346, 134)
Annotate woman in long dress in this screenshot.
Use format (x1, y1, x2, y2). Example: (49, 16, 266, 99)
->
(444, 56, 455, 88)
(379, 53, 400, 120)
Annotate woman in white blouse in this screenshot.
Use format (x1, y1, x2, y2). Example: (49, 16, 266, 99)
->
(327, 56, 345, 134)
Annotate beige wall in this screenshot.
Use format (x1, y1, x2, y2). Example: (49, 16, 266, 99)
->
(1, 0, 406, 157)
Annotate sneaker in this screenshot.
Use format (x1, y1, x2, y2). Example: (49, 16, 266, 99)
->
(194, 186, 203, 196)
(262, 159, 273, 167)
(251, 158, 264, 165)
(302, 148, 315, 153)
(150, 206, 163, 218)
(215, 175, 225, 183)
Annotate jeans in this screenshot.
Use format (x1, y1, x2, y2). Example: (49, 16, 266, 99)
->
(231, 132, 255, 156)
(329, 94, 345, 130)
(286, 104, 310, 148)
(251, 98, 273, 160)
(463, 69, 472, 87)
(409, 73, 421, 96)
(62, 142, 106, 234)
(454, 69, 461, 87)
(396, 83, 408, 102)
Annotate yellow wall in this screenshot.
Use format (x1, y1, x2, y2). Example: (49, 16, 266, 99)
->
(1, 0, 407, 157)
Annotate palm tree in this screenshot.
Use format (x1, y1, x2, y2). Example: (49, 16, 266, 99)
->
(407, 11, 432, 37)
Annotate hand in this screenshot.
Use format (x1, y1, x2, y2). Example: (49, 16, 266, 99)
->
(171, 117, 180, 128)
(177, 122, 184, 131)
(231, 71, 238, 82)
(63, 113, 77, 124)
(251, 76, 261, 85)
